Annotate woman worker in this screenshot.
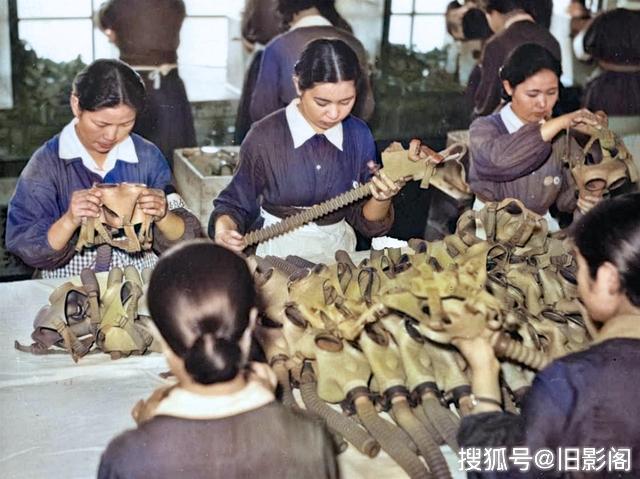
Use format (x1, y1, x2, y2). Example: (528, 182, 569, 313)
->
(454, 192, 640, 476)
(467, 43, 606, 230)
(6, 59, 201, 278)
(580, 7, 640, 116)
(212, 39, 398, 259)
(249, 0, 374, 124)
(98, 0, 196, 166)
(98, 240, 338, 478)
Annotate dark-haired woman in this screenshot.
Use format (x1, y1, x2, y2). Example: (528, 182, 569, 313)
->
(248, 0, 374, 124)
(98, 240, 339, 479)
(453, 192, 640, 477)
(473, 0, 560, 117)
(468, 43, 606, 230)
(6, 59, 201, 278)
(213, 39, 397, 259)
(580, 8, 640, 116)
(98, 0, 196, 164)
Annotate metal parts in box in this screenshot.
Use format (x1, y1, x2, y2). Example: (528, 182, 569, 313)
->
(173, 146, 240, 229)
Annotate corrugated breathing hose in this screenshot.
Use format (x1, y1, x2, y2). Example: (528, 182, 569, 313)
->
(299, 364, 380, 458)
(354, 395, 430, 479)
(391, 397, 452, 479)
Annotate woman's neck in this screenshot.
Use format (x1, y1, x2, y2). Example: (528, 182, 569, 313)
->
(595, 308, 640, 343)
(503, 10, 534, 30)
(296, 102, 326, 134)
(73, 124, 108, 168)
(179, 373, 248, 397)
(291, 7, 321, 26)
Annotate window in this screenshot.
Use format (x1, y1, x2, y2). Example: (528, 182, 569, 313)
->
(1, 0, 12, 109)
(387, 0, 451, 53)
(15, 0, 243, 100)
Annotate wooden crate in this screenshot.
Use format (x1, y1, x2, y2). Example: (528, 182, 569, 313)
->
(173, 147, 239, 230)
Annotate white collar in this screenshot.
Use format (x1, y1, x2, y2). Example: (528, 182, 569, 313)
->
(499, 103, 526, 133)
(153, 363, 277, 420)
(285, 99, 344, 150)
(290, 14, 332, 30)
(58, 119, 138, 178)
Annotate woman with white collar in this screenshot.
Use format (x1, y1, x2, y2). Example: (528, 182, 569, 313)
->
(472, 0, 560, 118)
(98, 240, 339, 479)
(6, 59, 201, 278)
(467, 43, 606, 230)
(213, 39, 396, 259)
(249, 0, 373, 124)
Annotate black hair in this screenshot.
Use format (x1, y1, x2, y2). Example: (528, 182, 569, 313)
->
(277, 0, 352, 32)
(447, 1, 463, 12)
(483, 0, 525, 14)
(72, 59, 146, 113)
(463, 8, 492, 40)
(148, 240, 260, 385)
(499, 43, 562, 91)
(294, 38, 362, 91)
(572, 193, 640, 307)
(522, 0, 552, 29)
(583, 9, 640, 64)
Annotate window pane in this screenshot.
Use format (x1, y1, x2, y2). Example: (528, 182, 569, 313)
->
(17, 0, 91, 18)
(18, 19, 93, 63)
(183, 0, 239, 16)
(414, 0, 451, 14)
(412, 15, 447, 52)
(93, 28, 119, 60)
(388, 15, 412, 48)
(391, 0, 414, 14)
(178, 17, 228, 68)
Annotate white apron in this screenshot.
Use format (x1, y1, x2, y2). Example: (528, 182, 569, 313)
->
(255, 208, 357, 260)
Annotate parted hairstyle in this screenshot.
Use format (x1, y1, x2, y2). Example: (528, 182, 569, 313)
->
(147, 240, 259, 384)
(572, 193, 640, 307)
(499, 43, 562, 92)
(72, 59, 146, 113)
(294, 38, 362, 92)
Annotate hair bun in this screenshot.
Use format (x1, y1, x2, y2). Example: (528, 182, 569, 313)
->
(184, 333, 243, 385)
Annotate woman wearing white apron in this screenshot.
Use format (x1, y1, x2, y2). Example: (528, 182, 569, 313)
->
(464, 43, 607, 232)
(212, 39, 399, 259)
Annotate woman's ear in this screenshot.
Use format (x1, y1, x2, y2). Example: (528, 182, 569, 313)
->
(293, 75, 302, 97)
(239, 308, 258, 360)
(164, 345, 190, 383)
(596, 261, 622, 296)
(70, 94, 81, 118)
(502, 80, 514, 97)
(103, 28, 117, 44)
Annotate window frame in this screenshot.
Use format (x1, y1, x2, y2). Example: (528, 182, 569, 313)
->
(13, 0, 233, 66)
(383, 0, 448, 54)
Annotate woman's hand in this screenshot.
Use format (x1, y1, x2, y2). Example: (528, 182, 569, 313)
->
(367, 161, 402, 202)
(408, 139, 444, 164)
(50, 187, 102, 250)
(66, 188, 103, 226)
(541, 108, 608, 142)
(566, 108, 608, 135)
(214, 215, 246, 253)
(576, 192, 602, 214)
(452, 334, 500, 373)
(138, 188, 168, 221)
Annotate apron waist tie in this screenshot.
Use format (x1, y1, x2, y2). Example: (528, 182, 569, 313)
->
(131, 64, 178, 89)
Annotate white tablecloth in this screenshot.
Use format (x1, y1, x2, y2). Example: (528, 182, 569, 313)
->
(0, 275, 466, 479)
